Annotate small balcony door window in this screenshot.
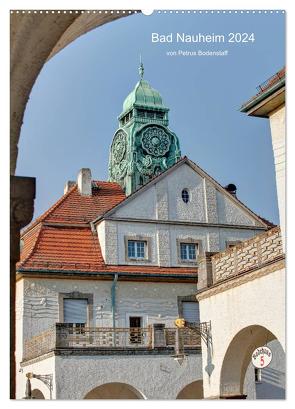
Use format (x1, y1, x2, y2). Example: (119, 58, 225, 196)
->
(129, 316, 143, 344)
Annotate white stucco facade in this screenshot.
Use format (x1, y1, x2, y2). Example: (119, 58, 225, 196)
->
(198, 265, 285, 398)
(97, 162, 266, 266)
(269, 105, 285, 250)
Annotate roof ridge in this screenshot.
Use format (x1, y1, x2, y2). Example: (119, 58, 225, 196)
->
(21, 184, 78, 236)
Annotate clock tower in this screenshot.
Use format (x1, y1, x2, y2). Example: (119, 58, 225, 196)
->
(108, 62, 181, 195)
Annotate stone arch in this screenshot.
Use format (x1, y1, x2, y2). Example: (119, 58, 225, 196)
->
(176, 380, 203, 399)
(220, 325, 284, 398)
(84, 382, 145, 399)
(31, 389, 45, 399)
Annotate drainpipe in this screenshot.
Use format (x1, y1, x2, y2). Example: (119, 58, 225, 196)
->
(111, 274, 118, 329)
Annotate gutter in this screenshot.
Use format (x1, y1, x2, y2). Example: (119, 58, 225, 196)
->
(16, 269, 198, 280)
(240, 77, 285, 113)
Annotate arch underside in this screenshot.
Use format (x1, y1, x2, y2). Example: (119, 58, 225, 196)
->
(220, 325, 280, 397)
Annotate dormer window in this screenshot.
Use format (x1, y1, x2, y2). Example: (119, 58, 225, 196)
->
(128, 240, 146, 259)
(125, 236, 151, 262)
(182, 188, 190, 203)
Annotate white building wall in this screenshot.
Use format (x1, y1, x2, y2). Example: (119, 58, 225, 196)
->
(17, 278, 198, 353)
(269, 105, 285, 250)
(111, 163, 264, 226)
(16, 356, 56, 399)
(198, 267, 285, 398)
(53, 354, 203, 399)
(104, 221, 263, 267)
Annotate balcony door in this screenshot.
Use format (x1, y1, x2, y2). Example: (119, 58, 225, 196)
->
(129, 316, 142, 344)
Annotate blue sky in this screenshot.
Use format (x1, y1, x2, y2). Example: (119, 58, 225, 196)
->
(16, 11, 285, 224)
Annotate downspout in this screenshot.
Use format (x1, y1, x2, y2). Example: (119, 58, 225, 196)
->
(111, 273, 118, 329)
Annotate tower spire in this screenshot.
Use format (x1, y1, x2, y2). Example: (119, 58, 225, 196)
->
(139, 55, 144, 80)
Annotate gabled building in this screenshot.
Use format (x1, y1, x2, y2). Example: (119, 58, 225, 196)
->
(15, 69, 272, 400)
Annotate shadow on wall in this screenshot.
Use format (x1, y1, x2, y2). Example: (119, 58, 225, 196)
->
(256, 367, 285, 399)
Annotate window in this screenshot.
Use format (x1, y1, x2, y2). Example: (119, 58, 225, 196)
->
(182, 188, 190, 203)
(128, 240, 146, 259)
(180, 243, 197, 261)
(226, 240, 242, 249)
(129, 316, 143, 344)
(156, 111, 165, 119)
(63, 298, 88, 333)
(182, 301, 200, 324)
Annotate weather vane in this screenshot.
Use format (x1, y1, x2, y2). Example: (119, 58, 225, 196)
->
(139, 54, 144, 80)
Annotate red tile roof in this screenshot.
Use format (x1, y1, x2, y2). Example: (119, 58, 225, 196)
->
(18, 181, 197, 279)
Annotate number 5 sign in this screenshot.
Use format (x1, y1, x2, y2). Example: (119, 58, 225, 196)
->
(252, 346, 272, 369)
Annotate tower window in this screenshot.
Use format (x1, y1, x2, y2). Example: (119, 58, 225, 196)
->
(146, 111, 154, 119)
(156, 112, 165, 119)
(182, 189, 190, 203)
(137, 109, 145, 118)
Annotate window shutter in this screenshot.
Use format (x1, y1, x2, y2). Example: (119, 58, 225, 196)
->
(182, 302, 200, 323)
(64, 299, 88, 324)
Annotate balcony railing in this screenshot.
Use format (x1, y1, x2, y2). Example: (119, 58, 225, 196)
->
(23, 323, 203, 361)
(212, 227, 284, 283)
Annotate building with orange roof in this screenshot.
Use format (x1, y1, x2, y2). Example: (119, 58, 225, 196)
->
(16, 68, 274, 400)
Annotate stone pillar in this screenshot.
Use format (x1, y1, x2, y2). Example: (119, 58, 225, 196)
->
(152, 323, 166, 348)
(10, 175, 35, 398)
(197, 252, 217, 290)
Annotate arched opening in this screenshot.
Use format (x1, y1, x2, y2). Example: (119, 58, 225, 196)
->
(220, 325, 285, 399)
(84, 382, 145, 399)
(176, 380, 203, 399)
(31, 389, 45, 399)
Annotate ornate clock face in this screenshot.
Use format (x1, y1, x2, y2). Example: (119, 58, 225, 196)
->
(112, 130, 127, 163)
(141, 126, 171, 157)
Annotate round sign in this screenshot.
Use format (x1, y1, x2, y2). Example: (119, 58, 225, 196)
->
(252, 346, 272, 369)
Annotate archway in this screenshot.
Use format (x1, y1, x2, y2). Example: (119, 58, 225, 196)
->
(84, 382, 145, 399)
(220, 325, 285, 399)
(176, 380, 203, 399)
(31, 389, 45, 399)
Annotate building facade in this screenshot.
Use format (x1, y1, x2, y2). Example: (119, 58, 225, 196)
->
(15, 71, 273, 399)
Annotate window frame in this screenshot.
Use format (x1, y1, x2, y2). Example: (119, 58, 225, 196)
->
(124, 235, 151, 262)
(58, 291, 93, 326)
(177, 238, 202, 264)
(181, 188, 190, 204)
(226, 240, 242, 250)
(177, 295, 200, 325)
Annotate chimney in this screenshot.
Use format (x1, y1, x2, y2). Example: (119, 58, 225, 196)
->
(224, 183, 237, 197)
(77, 168, 92, 196)
(64, 181, 76, 195)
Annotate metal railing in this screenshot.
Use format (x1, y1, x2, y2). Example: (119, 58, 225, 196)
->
(256, 67, 285, 93)
(23, 323, 203, 361)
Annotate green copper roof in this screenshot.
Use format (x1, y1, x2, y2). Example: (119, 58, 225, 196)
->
(122, 79, 165, 113)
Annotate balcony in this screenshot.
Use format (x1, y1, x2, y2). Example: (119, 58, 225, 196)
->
(23, 323, 205, 362)
(212, 227, 284, 283)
